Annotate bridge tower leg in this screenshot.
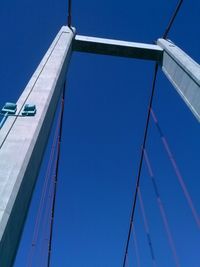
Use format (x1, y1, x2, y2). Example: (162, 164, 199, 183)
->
(0, 26, 75, 267)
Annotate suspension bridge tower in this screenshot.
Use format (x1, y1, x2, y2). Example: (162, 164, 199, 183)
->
(0, 1, 199, 266)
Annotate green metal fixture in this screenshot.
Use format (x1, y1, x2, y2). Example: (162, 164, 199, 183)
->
(1, 102, 17, 115)
(22, 104, 36, 116)
(0, 102, 37, 129)
(0, 102, 17, 129)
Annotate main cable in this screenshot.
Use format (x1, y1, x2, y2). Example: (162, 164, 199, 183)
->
(163, 0, 184, 39)
(47, 81, 67, 267)
(68, 0, 72, 27)
(122, 63, 158, 267)
(122, 1, 185, 264)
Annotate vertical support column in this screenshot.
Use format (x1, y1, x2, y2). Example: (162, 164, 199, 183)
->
(0, 26, 75, 267)
(157, 38, 200, 121)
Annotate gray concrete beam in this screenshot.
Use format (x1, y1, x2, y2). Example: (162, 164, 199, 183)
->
(157, 38, 200, 122)
(0, 26, 75, 267)
(73, 35, 163, 62)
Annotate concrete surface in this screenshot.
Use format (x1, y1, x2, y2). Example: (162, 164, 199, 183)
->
(0, 26, 75, 267)
(158, 38, 200, 122)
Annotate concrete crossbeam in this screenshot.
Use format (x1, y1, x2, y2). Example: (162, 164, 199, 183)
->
(74, 34, 200, 122)
(0, 26, 75, 267)
(73, 35, 163, 61)
(157, 38, 200, 121)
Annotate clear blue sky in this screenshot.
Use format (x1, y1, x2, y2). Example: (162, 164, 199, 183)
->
(0, 0, 200, 266)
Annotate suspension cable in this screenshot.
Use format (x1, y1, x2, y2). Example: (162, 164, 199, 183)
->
(40, 147, 60, 267)
(39, 182, 54, 266)
(132, 228, 141, 267)
(144, 149, 180, 267)
(163, 0, 184, 39)
(40, 140, 61, 267)
(47, 81, 67, 267)
(68, 0, 72, 27)
(26, 101, 62, 267)
(138, 189, 157, 267)
(151, 110, 200, 229)
(122, 1, 185, 263)
(122, 63, 158, 267)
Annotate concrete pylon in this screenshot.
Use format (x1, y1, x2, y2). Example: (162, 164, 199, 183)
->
(0, 26, 75, 267)
(157, 38, 200, 121)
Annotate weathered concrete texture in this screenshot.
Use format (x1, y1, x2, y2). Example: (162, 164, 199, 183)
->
(157, 38, 200, 122)
(0, 26, 75, 267)
(74, 35, 163, 62)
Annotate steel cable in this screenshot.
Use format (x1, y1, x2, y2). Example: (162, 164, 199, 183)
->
(68, 0, 72, 27)
(144, 149, 180, 267)
(122, 63, 158, 267)
(26, 102, 62, 267)
(163, 0, 184, 39)
(47, 81, 67, 267)
(138, 189, 157, 267)
(151, 110, 200, 229)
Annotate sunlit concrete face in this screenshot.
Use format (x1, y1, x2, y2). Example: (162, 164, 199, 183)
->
(157, 38, 200, 122)
(0, 26, 75, 267)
